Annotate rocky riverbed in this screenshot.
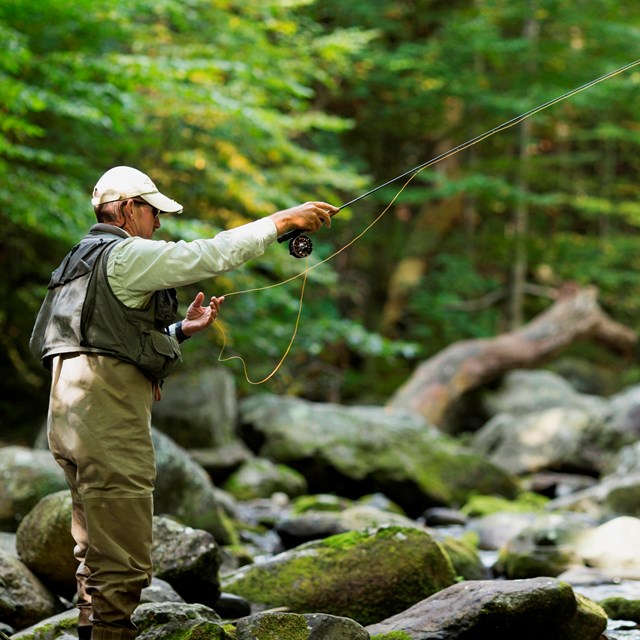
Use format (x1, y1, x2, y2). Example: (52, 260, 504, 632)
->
(2, 365, 640, 639)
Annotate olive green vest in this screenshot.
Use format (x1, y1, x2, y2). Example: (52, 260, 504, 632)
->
(30, 224, 181, 383)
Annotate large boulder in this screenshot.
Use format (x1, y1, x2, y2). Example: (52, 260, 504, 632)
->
(15, 490, 76, 597)
(152, 515, 221, 607)
(235, 612, 369, 639)
(240, 395, 516, 514)
(365, 577, 607, 640)
(0, 446, 67, 532)
(151, 367, 238, 448)
(15, 492, 224, 605)
(482, 369, 608, 417)
(472, 407, 609, 476)
(132, 602, 225, 640)
(152, 429, 235, 544)
(222, 525, 456, 626)
(0, 549, 62, 633)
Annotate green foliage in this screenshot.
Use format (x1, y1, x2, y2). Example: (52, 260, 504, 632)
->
(2, 0, 640, 429)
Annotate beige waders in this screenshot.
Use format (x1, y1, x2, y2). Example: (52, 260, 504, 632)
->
(48, 354, 156, 640)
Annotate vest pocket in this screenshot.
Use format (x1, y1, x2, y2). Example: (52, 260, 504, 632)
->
(137, 330, 182, 381)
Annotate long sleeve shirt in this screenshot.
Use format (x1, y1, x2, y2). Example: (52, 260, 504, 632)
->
(106, 218, 278, 307)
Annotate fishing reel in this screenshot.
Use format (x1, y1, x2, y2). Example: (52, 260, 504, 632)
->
(277, 229, 313, 259)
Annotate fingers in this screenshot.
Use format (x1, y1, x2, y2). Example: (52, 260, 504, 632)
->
(209, 295, 225, 318)
(300, 201, 338, 231)
(191, 291, 205, 307)
(270, 201, 339, 236)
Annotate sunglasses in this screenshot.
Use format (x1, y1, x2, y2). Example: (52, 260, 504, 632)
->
(131, 198, 160, 218)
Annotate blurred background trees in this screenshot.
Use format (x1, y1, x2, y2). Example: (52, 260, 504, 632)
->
(2, 0, 639, 433)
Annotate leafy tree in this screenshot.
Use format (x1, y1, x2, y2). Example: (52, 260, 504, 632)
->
(305, 0, 640, 365)
(0, 0, 376, 432)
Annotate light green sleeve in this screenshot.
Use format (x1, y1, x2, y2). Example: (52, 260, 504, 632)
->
(106, 217, 278, 307)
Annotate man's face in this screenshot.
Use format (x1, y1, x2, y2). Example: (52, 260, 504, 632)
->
(125, 198, 161, 239)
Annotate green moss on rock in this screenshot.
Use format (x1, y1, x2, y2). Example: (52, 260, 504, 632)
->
(222, 525, 455, 626)
(461, 492, 548, 518)
(600, 596, 640, 623)
(239, 613, 310, 640)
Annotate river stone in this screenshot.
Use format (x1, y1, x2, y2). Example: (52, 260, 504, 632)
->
(494, 513, 593, 580)
(151, 366, 238, 448)
(152, 515, 222, 607)
(0, 549, 62, 632)
(240, 394, 516, 514)
(222, 457, 308, 500)
(365, 577, 607, 640)
(151, 428, 235, 544)
(222, 525, 456, 626)
(131, 602, 225, 640)
(236, 612, 369, 640)
(0, 446, 67, 532)
(15, 490, 76, 596)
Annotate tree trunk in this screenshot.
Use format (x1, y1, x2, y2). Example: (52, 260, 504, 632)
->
(387, 284, 637, 426)
(509, 6, 539, 329)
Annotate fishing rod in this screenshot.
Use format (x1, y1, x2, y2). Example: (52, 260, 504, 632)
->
(278, 57, 640, 258)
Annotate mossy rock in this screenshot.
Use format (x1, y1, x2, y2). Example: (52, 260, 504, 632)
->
(461, 492, 548, 518)
(222, 525, 456, 626)
(599, 596, 640, 623)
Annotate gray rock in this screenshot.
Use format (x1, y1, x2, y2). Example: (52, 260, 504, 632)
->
(0, 549, 62, 632)
(152, 428, 235, 544)
(483, 369, 608, 417)
(10, 608, 78, 640)
(236, 611, 370, 639)
(151, 367, 238, 448)
(15, 490, 76, 596)
(275, 504, 422, 550)
(607, 440, 640, 475)
(466, 511, 539, 550)
(240, 394, 516, 514)
(222, 525, 456, 626)
(366, 577, 607, 640)
(222, 457, 308, 500)
(574, 516, 640, 576)
(473, 406, 608, 476)
(140, 577, 185, 604)
(152, 515, 221, 607)
(494, 513, 594, 579)
(547, 471, 640, 520)
(0, 446, 67, 532)
(605, 383, 640, 442)
(131, 602, 223, 640)
(189, 440, 254, 483)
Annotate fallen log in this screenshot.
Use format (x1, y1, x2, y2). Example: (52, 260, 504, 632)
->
(387, 284, 637, 427)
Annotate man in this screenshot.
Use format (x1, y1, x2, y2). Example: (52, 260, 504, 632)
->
(30, 165, 338, 640)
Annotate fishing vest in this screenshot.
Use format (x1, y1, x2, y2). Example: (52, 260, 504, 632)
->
(30, 224, 181, 383)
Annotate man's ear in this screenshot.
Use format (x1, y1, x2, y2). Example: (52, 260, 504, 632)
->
(114, 200, 131, 227)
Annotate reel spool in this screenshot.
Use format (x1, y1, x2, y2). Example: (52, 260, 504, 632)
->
(277, 229, 313, 258)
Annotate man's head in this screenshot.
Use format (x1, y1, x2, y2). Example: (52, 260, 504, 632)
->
(92, 166, 183, 238)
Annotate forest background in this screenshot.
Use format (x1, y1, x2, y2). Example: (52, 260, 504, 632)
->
(2, 0, 640, 437)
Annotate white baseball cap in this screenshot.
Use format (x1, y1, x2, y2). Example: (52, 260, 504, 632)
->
(91, 166, 183, 214)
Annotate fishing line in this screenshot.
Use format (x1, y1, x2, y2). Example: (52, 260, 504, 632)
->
(215, 258, 310, 384)
(215, 58, 640, 382)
